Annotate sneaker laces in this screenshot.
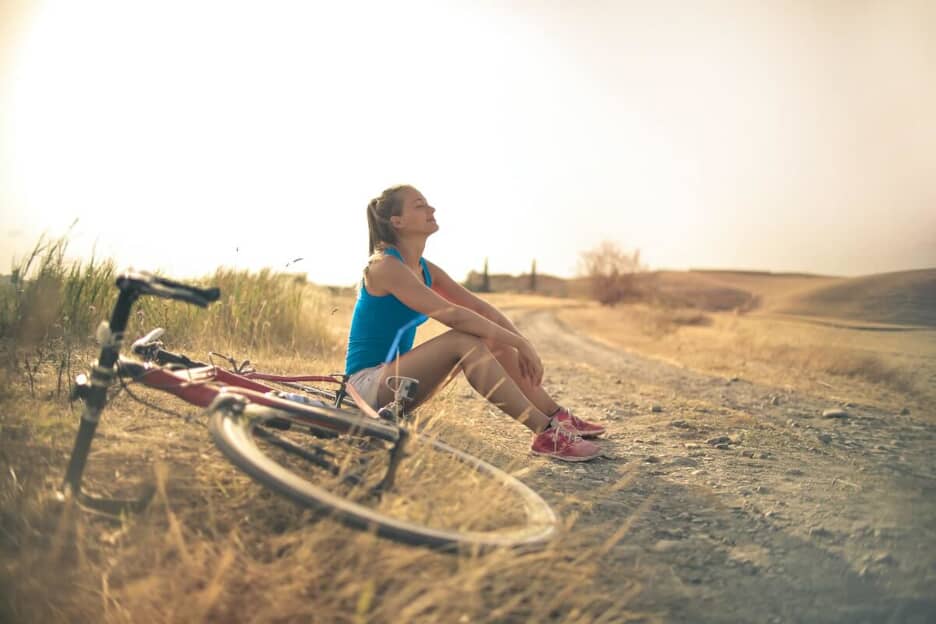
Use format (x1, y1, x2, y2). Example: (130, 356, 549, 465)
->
(564, 409, 588, 428)
(550, 419, 584, 443)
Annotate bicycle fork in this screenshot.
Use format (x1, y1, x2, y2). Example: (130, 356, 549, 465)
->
(60, 288, 155, 514)
(373, 427, 410, 494)
(61, 363, 114, 495)
(369, 375, 419, 493)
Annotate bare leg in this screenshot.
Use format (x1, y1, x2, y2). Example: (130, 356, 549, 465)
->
(375, 330, 550, 432)
(484, 339, 607, 440)
(484, 339, 561, 416)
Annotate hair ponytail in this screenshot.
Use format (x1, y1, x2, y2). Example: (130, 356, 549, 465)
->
(366, 198, 383, 256)
(365, 185, 410, 258)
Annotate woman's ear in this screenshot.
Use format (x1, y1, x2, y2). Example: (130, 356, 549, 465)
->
(390, 215, 403, 229)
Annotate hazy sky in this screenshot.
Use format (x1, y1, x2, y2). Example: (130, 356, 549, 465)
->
(2, 0, 934, 285)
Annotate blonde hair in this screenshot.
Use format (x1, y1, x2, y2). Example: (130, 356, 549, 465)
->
(366, 185, 412, 258)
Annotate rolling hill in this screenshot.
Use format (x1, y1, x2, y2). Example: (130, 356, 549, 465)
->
(774, 268, 936, 327)
(465, 267, 936, 327)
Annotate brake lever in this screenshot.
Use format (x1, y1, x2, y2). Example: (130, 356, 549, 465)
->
(131, 328, 166, 362)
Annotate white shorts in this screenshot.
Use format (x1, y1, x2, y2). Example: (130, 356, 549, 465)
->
(347, 363, 386, 410)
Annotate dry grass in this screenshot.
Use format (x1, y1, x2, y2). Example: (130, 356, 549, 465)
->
(559, 301, 936, 412)
(17, 249, 928, 621)
(1, 258, 651, 624)
(1, 235, 342, 359)
(0, 349, 650, 623)
(0, 235, 344, 408)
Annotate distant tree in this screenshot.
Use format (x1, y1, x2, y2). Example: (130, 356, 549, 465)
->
(481, 257, 490, 293)
(578, 241, 643, 306)
(530, 259, 537, 292)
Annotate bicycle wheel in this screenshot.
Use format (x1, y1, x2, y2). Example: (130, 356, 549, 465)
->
(207, 394, 557, 551)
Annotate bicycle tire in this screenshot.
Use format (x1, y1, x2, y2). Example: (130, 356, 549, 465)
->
(207, 395, 557, 551)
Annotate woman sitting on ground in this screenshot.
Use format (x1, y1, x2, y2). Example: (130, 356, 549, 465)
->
(344, 184, 605, 462)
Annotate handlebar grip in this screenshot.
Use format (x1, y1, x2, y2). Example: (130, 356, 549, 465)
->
(116, 271, 221, 307)
(151, 274, 221, 304)
(155, 349, 202, 368)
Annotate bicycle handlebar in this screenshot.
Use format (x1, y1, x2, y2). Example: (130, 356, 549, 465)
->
(116, 271, 220, 307)
(63, 270, 219, 499)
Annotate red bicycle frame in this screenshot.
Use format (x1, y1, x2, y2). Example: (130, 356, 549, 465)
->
(122, 361, 385, 429)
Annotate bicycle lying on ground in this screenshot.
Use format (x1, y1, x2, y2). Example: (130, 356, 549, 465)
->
(60, 272, 557, 551)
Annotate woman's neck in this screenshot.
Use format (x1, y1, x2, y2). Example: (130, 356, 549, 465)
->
(390, 237, 426, 268)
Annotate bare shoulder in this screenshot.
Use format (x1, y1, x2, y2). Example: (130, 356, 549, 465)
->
(366, 253, 405, 276)
(364, 253, 408, 294)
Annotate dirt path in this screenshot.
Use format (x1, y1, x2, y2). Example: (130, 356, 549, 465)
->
(459, 307, 936, 623)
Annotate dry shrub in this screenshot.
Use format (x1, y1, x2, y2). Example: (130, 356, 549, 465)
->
(578, 241, 644, 306)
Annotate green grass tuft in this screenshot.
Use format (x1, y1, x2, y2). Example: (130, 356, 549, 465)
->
(0, 235, 339, 360)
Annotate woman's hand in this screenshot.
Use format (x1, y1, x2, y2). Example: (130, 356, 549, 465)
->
(517, 338, 544, 387)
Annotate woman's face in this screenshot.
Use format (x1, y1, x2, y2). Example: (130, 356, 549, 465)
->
(393, 187, 438, 238)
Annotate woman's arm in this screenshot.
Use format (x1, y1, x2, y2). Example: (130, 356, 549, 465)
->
(367, 256, 543, 384)
(425, 260, 522, 335)
(368, 256, 523, 348)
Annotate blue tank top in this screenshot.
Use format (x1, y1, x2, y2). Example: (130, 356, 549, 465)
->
(344, 247, 432, 375)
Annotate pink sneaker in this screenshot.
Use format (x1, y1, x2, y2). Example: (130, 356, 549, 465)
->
(552, 407, 606, 438)
(531, 425, 601, 462)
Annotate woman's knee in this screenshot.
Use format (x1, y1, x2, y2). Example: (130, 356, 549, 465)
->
(484, 339, 513, 359)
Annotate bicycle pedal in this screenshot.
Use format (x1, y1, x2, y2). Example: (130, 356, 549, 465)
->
(376, 405, 403, 425)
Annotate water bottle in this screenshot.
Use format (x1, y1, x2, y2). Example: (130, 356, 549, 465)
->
(271, 391, 328, 409)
